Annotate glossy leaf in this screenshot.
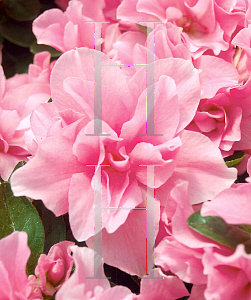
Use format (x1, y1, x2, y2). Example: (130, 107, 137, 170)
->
(187, 211, 251, 253)
(224, 150, 245, 168)
(3, 0, 40, 21)
(30, 42, 62, 58)
(0, 15, 36, 47)
(0, 182, 44, 274)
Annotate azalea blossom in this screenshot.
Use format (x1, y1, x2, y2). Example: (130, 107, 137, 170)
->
(0, 52, 52, 181)
(10, 47, 236, 276)
(35, 241, 74, 296)
(117, 0, 244, 58)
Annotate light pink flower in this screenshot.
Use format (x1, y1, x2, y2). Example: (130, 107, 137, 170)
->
(0, 52, 52, 180)
(117, 0, 244, 58)
(186, 91, 242, 152)
(55, 246, 133, 300)
(111, 22, 191, 76)
(11, 48, 236, 275)
(33, 0, 106, 53)
(35, 241, 74, 296)
(203, 245, 251, 300)
(0, 231, 42, 299)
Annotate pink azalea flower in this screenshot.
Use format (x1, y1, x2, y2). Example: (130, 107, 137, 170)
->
(111, 22, 191, 76)
(35, 241, 74, 296)
(33, 0, 107, 53)
(203, 245, 251, 300)
(0, 231, 42, 299)
(0, 52, 52, 180)
(55, 246, 133, 300)
(186, 90, 242, 152)
(117, 0, 244, 58)
(11, 48, 236, 275)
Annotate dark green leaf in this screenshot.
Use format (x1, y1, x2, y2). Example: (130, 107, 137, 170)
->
(224, 150, 245, 168)
(187, 211, 251, 253)
(0, 15, 36, 47)
(3, 0, 40, 21)
(30, 42, 62, 58)
(0, 182, 44, 274)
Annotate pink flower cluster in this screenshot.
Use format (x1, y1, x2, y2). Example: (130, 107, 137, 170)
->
(0, 0, 251, 299)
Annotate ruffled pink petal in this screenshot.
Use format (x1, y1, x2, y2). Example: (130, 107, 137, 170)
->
(51, 48, 134, 133)
(56, 246, 110, 300)
(10, 136, 85, 216)
(158, 130, 237, 204)
(194, 55, 240, 99)
(136, 268, 190, 300)
(201, 183, 251, 225)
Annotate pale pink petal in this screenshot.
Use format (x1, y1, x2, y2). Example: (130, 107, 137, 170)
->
(56, 246, 110, 300)
(201, 183, 251, 225)
(121, 75, 180, 147)
(10, 136, 85, 216)
(160, 130, 237, 204)
(117, 0, 154, 22)
(51, 48, 134, 133)
(0, 152, 21, 181)
(136, 268, 190, 300)
(95, 286, 133, 300)
(0, 231, 32, 298)
(33, 9, 67, 52)
(155, 237, 206, 285)
(87, 198, 158, 276)
(194, 55, 240, 99)
(127, 58, 201, 134)
(203, 245, 251, 300)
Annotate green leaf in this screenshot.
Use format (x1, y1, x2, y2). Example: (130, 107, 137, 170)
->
(3, 0, 40, 21)
(0, 182, 44, 274)
(32, 200, 66, 254)
(0, 14, 36, 47)
(30, 42, 62, 58)
(187, 211, 251, 253)
(224, 150, 245, 168)
(8, 160, 27, 181)
(136, 24, 153, 34)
